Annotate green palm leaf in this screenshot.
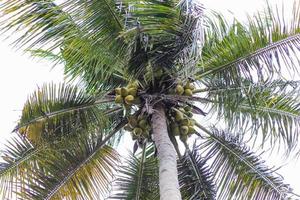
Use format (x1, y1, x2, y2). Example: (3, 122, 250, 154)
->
(202, 80, 300, 152)
(178, 146, 216, 200)
(16, 83, 121, 144)
(197, 126, 293, 200)
(111, 144, 159, 200)
(198, 3, 300, 84)
(0, 135, 36, 198)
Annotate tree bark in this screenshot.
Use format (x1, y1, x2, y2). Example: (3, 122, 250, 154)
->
(152, 103, 182, 200)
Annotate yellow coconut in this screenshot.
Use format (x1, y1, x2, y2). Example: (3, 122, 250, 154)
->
(121, 87, 129, 97)
(180, 126, 189, 135)
(115, 95, 123, 104)
(185, 82, 195, 90)
(184, 89, 193, 96)
(175, 110, 184, 121)
(133, 127, 143, 136)
(188, 126, 196, 134)
(128, 88, 137, 96)
(115, 87, 122, 95)
(175, 85, 184, 95)
(138, 119, 148, 129)
(180, 119, 189, 126)
(125, 95, 135, 105)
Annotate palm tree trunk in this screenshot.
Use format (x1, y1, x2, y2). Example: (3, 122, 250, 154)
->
(152, 103, 182, 200)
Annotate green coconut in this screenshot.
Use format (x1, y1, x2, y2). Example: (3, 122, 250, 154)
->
(184, 89, 193, 96)
(115, 87, 122, 95)
(128, 88, 137, 96)
(175, 110, 184, 122)
(121, 87, 129, 97)
(133, 127, 143, 136)
(180, 126, 189, 135)
(125, 95, 135, 105)
(175, 85, 184, 95)
(115, 95, 123, 104)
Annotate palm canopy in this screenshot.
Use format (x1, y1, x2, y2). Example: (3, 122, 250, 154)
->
(0, 0, 300, 199)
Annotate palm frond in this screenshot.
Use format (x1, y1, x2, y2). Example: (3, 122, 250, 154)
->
(0, 135, 36, 198)
(0, 0, 128, 92)
(197, 126, 293, 200)
(201, 79, 300, 152)
(110, 144, 159, 200)
(16, 121, 125, 200)
(16, 83, 120, 144)
(198, 2, 300, 84)
(178, 146, 216, 200)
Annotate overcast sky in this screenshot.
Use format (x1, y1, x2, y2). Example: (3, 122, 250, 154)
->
(0, 0, 299, 196)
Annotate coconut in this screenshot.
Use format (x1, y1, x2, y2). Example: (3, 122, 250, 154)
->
(138, 119, 148, 129)
(133, 127, 143, 136)
(121, 87, 129, 97)
(175, 85, 184, 95)
(184, 89, 193, 96)
(115, 95, 123, 104)
(125, 95, 135, 105)
(188, 126, 196, 134)
(115, 87, 122, 95)
(175, 110, 184, 121)
(180, 126, 189, 135)
(189, 119, 196, 126)
(128, 88, 137, 96)
(128, 116, 138, 128)
(185, 82, 195, 90)
(127, 82, 138, 89)
(180, 119, 189, 126)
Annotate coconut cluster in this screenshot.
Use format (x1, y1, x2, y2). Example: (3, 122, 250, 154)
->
(168, 106, 196, 142)
(124, 114, 151, 140)
(115, 82, 141, 107)
(175, 81, 195, 96)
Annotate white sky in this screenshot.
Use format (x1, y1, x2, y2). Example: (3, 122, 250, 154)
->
(0, 0, 299, 197)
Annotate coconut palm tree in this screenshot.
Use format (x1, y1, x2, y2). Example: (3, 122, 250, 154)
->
(1, 0, 300, 199)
